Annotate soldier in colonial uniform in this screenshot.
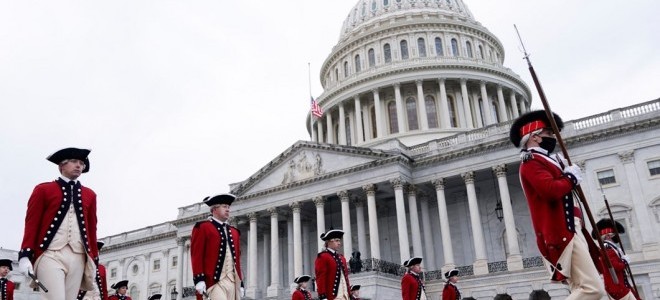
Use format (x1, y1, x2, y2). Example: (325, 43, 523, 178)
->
(510, 111, 604, 299)
(441, 269, 460, 300)
(108, 280, 131, 300)
(191, 194, 244, 300)
(349, 285, 360, 300)
(148, 294, 162, 300)
(0, 259, 15, 300)
(78, 241, 109, 300)
(315, 229, 350, 300)
(291, 275, 312, 300)
(18, 147, 99, 300)
(592, 219, 640, 300)
(401, 257, 427, 300)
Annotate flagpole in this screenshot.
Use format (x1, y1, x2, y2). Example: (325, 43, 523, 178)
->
(308, 62, 314, 142)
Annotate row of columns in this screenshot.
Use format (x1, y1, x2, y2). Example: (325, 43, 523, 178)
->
(238, 163, 523, 297)
(311, 79, 528, 145)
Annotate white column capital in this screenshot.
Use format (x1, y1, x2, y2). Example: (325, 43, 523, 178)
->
(247, 212, 258, 222)
(362, 184, 377, 195)
(337, 190, 350, 201)
(431, 177, 445, 190)
(267, 207, 279, 217)
(389, 177, 407, 189)
(312, 196, 325, 207)
(461, 171, 475, 184)
(290, 201, 302, 212)
(492, 164, 507, 177)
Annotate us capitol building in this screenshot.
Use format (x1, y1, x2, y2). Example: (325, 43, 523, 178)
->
(13, 0, 660, 299)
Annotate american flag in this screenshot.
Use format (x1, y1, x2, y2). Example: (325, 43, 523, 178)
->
(310, 96, 323, 118)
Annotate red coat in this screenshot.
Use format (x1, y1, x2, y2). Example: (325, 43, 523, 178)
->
(190, 219, 243, 299)
(1, 278, 14, 300)
(600, 242, 640, 300)
(401, 272, 425, 300)
(108, 295, 132, 300)
(442, 282, 460, 300)
(519, 151, 579, 280)
(292, 288, 312, 300)
(19, 180, 98, 263)
(314, 250, 350, 300)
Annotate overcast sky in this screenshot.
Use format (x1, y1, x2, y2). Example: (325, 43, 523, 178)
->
(1, 0, 658, 250)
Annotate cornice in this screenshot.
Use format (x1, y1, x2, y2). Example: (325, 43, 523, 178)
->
(101, 231, 177, 253)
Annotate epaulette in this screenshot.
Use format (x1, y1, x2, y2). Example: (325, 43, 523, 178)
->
(193, 221, 205, 229)
(520, 149, 534, 162)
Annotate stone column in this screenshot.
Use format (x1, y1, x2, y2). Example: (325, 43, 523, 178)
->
(338, 191, 353, 255)
(354, 95, 364, 143)
(416, 80, 429, 130)
(480, 81, 493, 125)
(313, 196, 326, 252)
(619, 151, 660, 259)
(246, 213, 259, 298)
(262, 233, 270, 288)
(316, 121, 324, 143)
(391, 177, 411, 262)
(496, 85, 507, 122)
(353, 197, 368, 258)
(302, 222, 311, 273)
(338, 102, 347, 145)
(493, 164, 522, 270)
(311, 121, 317, 142)
(460, 78, 474, 129)
(438, 78, 451, 128)
(290, 202, 303, 277)
(363, 184, 381, 259)
(267, 208, 281, 296)
(394, 83, 406, 133)
(509, 91, 520, 118)
(326, 112, 334, 144)
(407, 185, 424, 259)
(372, 89, 384, 138)
(287, 218, 294, 285)
(418, 192, 436, 270)
(462, 171, 488, 275)
(432, 178, 454, 269)
(176, 237, 185, 300)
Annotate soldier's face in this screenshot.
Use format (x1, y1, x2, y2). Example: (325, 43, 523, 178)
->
(300, 281, 308, 289)
(0, 266, 9, 277)
(118, 286, 127, 295)
(327, 238, 342, 251)
(410, 264, 422, 273)
(59, 159, 85, 180)
(212, 204, 231, 222)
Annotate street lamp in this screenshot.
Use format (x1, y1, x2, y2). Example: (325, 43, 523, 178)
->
(170, 287, 178, 300)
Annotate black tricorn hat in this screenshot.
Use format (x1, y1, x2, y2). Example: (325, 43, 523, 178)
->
(47, 147, 91, 173)
(403, 257, 422, 267)
(148, 294, 162, 300)
(444, 268, 459, 279)
(351, 285, 361, 291)
(203, 194, 236, 206)
(509, 110, 563, 148)
(111, 280, 129, 290)
(0, 259, 13, 271)
(320, 229, 344, 241)
(294, 275, 311, 284)
(591, 218, 625, 239)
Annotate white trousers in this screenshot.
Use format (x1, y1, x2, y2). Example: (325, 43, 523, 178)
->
(35, 245, 86, 300)
(565, 221, 606, 300)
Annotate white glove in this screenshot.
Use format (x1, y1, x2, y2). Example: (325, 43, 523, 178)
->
(195, 281, 206, 295)
(19, 257, 34, 275)
(240, 287, 245, 297)
(622, 254, 631, 264)
(564, 165, 582, 185)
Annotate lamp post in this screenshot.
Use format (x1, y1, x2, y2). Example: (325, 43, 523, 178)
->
(170, 287, 178, 300)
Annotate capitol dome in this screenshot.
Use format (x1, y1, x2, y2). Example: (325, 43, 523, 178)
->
(308, 0, 533, 148)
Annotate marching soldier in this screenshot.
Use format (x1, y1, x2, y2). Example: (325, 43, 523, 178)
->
(78, 241, 109, 300)
(315, 229, 350, 300)
(0, 259, 14, 300)
(401, 257, 427, 300)
(18, 147, 99, 300)
(108, 280, 131, 300)
(191, 194, 244, 300)
(349, 285, 360, 300)
(441, 269, 460, 300)
(510, 111, 604, 300)
(592, 219, 641, 300)
(291, 275, 312, 300)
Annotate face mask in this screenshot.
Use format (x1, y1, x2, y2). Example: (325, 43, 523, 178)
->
(539, 136, 557, 153)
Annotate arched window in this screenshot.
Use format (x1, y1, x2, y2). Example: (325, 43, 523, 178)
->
(465, 41, 473, 58)
(400, 40, 409, 60)
(388, 102, 399, 133)
(434, 37, 444, 56)
(451, 38, 459, 56)
(478, 98, 485, 125)
(334, 123, 339, 144)
(491, 100, 500, 123)
(478, 45, 484, 59)
(425, 96, 438, 128)
(448, 96, 458, 127)
(344, 61, 349, 77)
(354, 55, 361, 72)
(417, 38, 426, 57)
(370, 106, 378, 138)
(129, 286, 140, 299)
(406, 97, 419, 130)
(335, 68, 339, 81)
(368, 48, 376, 67)
(345, 117, 352, 146)
(371, 0, 377, 11)
(383, 0, 389, 6)
(383, 43, 392, 63)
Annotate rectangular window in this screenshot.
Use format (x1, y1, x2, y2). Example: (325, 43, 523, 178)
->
(597, 169, 616, 186)
(648, 159, 660, 176)
(172, 256, 178, 268)
(153, 259, 161, 271)
(615, 218, 632, 251)
(110, 268, 117, 278)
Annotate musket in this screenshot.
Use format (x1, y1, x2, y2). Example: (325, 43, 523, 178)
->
(28, 272, 49, 292)
(598, 182, 640, 295)
(514, 24, 618, 284)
